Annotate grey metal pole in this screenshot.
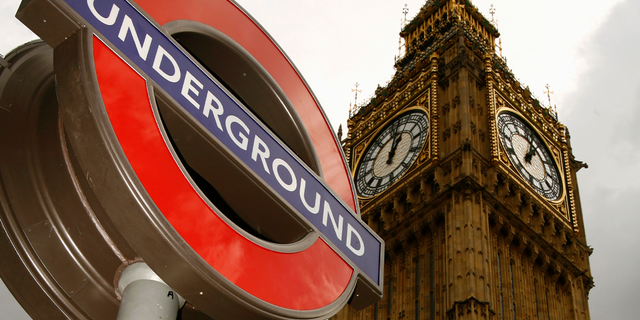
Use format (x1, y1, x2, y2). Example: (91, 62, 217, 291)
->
(116, 262, 185, 320)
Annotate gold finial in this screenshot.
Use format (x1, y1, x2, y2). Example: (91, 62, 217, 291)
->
(402, 4, 409, 24)
(489, 4, 496, 24)
(489, 4, 502, 56)
(352, 82, 362, 107)
(398, 20, 403, 59)
(544, 84, 554, 108)
(399, 4, 409, 59)
(544, 84, 559, 117)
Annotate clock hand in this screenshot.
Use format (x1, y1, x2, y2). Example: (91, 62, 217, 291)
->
(524, 142, 536, 163)
(387, 124, 402, 164)
(387, 135, 402, 164)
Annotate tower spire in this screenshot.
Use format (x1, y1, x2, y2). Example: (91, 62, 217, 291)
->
(339, 2, 593, 319)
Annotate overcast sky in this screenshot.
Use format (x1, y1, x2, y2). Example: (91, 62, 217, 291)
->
(1, 0, 637, 319)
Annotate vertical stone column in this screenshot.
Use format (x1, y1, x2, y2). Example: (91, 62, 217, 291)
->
(445, 187, 492, 320)
(484, 54, 499, 166)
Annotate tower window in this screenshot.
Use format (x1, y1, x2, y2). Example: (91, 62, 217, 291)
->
(498, 253, 504, 320)
(430, 251, 435, 320)
(546, 290, 551, 320)
(374, 302, 378, 320)
(510, 262, 517, 320)
(415, 256, 420, 320)
(534, 281, 540, 319)
(388, 278, 393, 317)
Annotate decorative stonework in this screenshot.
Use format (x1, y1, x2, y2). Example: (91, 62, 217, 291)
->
(430, 54, 441, 164)
(562, 140, 579, 233)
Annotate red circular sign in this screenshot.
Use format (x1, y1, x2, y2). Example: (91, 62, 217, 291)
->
(92, 36, 353, 310)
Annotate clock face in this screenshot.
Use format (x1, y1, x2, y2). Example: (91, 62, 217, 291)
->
(497, 112, 563, 201)
(355, 110, 429, 198)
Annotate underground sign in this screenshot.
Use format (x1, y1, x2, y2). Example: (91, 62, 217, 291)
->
(0, 0, 383, 319)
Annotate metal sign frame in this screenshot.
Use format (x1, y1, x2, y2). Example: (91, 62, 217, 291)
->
(0, 0, 384, 319)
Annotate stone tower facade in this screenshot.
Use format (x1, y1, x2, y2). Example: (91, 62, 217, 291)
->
(335, 1, 593, 320)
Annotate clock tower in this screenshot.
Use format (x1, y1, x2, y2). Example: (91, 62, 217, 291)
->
(335, 1, 593, 320)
